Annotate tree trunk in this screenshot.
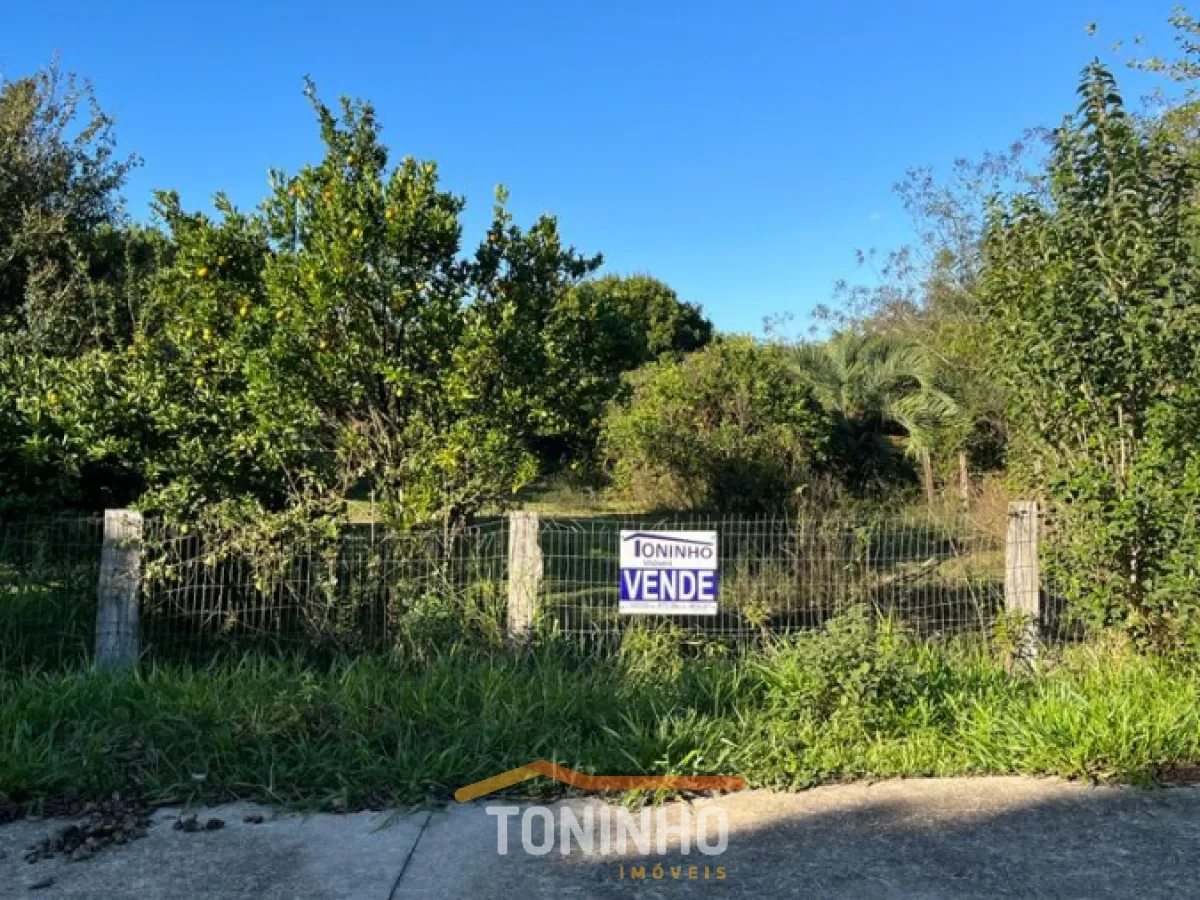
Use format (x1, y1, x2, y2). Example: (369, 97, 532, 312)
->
(921, 451, 935, 507)
(958, 451, 970, 509)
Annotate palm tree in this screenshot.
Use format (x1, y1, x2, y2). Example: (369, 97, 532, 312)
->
(790, 331, 962, 499)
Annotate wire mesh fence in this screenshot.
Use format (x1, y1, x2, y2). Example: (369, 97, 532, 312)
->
(140, 518, 509, 659)
(1034, 509, 1090, 647)
(539, 511, 1009, 645)
(0, 504, 1078, 669)
(0, 515, 105, 671)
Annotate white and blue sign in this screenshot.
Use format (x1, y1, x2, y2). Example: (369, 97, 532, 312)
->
(619, 530, 719, 615)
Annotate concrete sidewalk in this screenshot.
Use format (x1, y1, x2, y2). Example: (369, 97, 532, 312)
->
(4, 778, 1200, 898)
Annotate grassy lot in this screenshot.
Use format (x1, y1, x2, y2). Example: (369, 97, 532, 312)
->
(2, 610, 1198, 812)
(347, 474, 655, 521)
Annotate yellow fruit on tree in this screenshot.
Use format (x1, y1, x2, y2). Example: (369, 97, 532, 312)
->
(47, 391, 59, 406)
(196, 266, 209, 278)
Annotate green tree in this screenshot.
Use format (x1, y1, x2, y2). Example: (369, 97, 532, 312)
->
(57, 84, 601, 529)
(567, 274, 711, 361)
(0, 65, 159, 514)
(459, 192, 604, 477)
(602, 337, 832, 513)
(790, 331, 961, 493)
(0, 64, 140, 354)
(527, 274, 713, 468)
(981, 63, 1200, 646)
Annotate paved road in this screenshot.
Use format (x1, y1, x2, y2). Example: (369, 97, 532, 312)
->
(4, 778, 1200, 898)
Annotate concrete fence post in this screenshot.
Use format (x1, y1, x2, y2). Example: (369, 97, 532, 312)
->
(506, 511, 542, 645)
(1005, 500, 1040, 661)
(95, 509, 143, 669)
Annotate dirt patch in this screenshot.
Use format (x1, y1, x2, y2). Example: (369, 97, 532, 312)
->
(23, 794, 152, 863)
(1158, 763, 1200, 785)
(0, 798, 25, 826)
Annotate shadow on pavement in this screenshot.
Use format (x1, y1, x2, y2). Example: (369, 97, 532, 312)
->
(398, 778, 1200, 899)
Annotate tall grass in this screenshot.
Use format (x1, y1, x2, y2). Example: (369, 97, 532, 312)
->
(2, 612, 1198, 810)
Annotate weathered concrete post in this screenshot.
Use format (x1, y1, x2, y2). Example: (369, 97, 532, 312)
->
(95, 509, 143, 669)
(958, 452, 971, 509)
(1005, 500, 1040, 662)
(506, 511, 542, 645)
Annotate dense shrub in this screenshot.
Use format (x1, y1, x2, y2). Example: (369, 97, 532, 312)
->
(981, 65, 1200, 649)
(601, 337, 833, 513)
(0, 67, 159, 515)
(530, 274, 713, 469)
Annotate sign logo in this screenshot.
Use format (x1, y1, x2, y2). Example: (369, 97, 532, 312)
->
(455, 760, 743, 802)
(456, 761, 743, 862)
(619, 530, 719, 615)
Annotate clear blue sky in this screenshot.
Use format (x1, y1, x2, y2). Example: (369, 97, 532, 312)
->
(2, 1, 1181, 334)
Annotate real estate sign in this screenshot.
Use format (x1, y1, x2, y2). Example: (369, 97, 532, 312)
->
(618, 530, 719, 615)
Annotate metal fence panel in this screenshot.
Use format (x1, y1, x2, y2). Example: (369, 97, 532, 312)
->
(538, 512, 1007, 644)
(139, 518, 509, 658)
(0, 515, 105, 671)
(0, 505, 1080, 668)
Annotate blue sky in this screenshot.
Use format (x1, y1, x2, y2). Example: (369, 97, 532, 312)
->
(2, 1, 1182, 334)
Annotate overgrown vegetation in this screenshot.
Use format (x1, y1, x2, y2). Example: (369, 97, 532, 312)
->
(2, 612, 1198, 809)
(8, 9, 1200, 813)
(8, 11, 1200, 652)
(602, 338, 833, 513)
(981, 64, 1200, 649)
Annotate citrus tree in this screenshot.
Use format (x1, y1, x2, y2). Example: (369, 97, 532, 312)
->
(96, 84, 602, 528)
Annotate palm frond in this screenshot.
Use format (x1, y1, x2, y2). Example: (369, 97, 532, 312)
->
(790, 329, 965, 457)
